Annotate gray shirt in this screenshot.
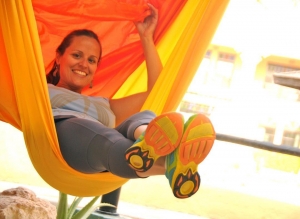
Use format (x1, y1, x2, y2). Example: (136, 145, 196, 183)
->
(48, 84, 115, 128)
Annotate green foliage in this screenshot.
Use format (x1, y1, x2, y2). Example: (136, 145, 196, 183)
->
(254, 151, 300, 173)
(56, 192, 116, 219)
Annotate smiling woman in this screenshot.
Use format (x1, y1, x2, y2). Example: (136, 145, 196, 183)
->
(44, 5, 216, 199)
(55, 36, 100, 93)
(0, 0, 229, 197)
(47, 30, 102, 93)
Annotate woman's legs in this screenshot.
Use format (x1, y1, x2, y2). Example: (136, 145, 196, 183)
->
(55, 110, 156, 178)
(55, 110, 216, 198)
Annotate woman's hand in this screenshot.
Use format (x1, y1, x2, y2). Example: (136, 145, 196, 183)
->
(135, 4, 158, 39)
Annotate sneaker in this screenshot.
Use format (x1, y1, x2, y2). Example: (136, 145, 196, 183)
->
(165, 113, 215, 198)
(125, 112, 184, 172)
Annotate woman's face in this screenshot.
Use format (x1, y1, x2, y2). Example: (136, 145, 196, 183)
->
(56, 35, 100, 93)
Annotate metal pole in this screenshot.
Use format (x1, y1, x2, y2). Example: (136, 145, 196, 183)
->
(216, 133, 300, 157)
(97, 187, 121, 216)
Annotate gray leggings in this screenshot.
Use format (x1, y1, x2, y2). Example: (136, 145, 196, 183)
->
(54, 110, 156, 178)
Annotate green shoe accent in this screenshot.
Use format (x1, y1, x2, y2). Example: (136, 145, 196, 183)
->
(165, 148, 177, 185)
(156, 116, 181, 145)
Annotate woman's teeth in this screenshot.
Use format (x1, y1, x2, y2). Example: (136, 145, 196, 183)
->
(73, 70, 87, 76)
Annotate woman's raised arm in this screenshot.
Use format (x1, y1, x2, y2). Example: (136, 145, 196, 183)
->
(110, 4, 162, 125)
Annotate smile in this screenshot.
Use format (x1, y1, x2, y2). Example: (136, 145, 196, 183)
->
(73, 70, 87, 76)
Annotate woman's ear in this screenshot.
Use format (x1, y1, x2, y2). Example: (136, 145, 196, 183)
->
(55, 53, 61, 65)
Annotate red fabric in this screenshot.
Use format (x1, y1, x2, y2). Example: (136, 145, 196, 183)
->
(33, 0, 187, 98)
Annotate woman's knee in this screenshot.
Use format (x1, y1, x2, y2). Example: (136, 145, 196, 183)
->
(115, 110, 156, 140)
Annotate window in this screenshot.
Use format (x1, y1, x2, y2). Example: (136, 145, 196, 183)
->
(182, 49, 235, 117)
(262, 126, 275, 143)
(179, 101, 214, 116)
(188, 50, 212, 93)
(282, 130, 300, 148)
(260, 125, 300, 148)
(205, 52, 235, 88)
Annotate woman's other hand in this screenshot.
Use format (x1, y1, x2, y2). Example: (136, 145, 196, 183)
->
(135, 4, 158, 40)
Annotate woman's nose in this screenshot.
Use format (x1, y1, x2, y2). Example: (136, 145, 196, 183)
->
(79, 59, 88, 67)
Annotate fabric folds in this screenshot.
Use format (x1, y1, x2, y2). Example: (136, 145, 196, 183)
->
(0, 0, 229, 196)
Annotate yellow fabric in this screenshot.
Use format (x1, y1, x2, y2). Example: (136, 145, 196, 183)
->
(115, 0, 230, 114)
(0, 0, 229, 196)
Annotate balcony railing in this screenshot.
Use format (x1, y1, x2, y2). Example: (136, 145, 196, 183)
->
(97, 133, 300, 217)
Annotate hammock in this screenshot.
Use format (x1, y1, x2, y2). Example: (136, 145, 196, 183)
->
(0, 0, 229, 197)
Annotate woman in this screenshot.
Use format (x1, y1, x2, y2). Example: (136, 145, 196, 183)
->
(46, 4, 216, 199)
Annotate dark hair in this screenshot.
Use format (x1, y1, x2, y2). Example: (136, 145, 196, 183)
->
(46, 29, 102, 85)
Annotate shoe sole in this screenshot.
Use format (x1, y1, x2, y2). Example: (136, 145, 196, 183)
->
(171, 114, 215, 198)
(125, 112, 184, 172)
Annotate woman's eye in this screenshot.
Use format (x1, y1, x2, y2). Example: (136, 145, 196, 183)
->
(88, 59, 96, 64)
(72, 53, 80, 58)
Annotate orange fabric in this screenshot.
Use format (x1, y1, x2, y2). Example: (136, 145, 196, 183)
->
(0, 0, 229, 196)
(34, 0, 187, 98)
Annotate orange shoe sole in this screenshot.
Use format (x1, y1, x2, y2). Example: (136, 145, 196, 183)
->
(168, 114, 215, 198)
(125, 112, 184, 172)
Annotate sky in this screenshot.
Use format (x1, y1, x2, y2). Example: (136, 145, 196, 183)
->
(212, 0, 300, 59)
